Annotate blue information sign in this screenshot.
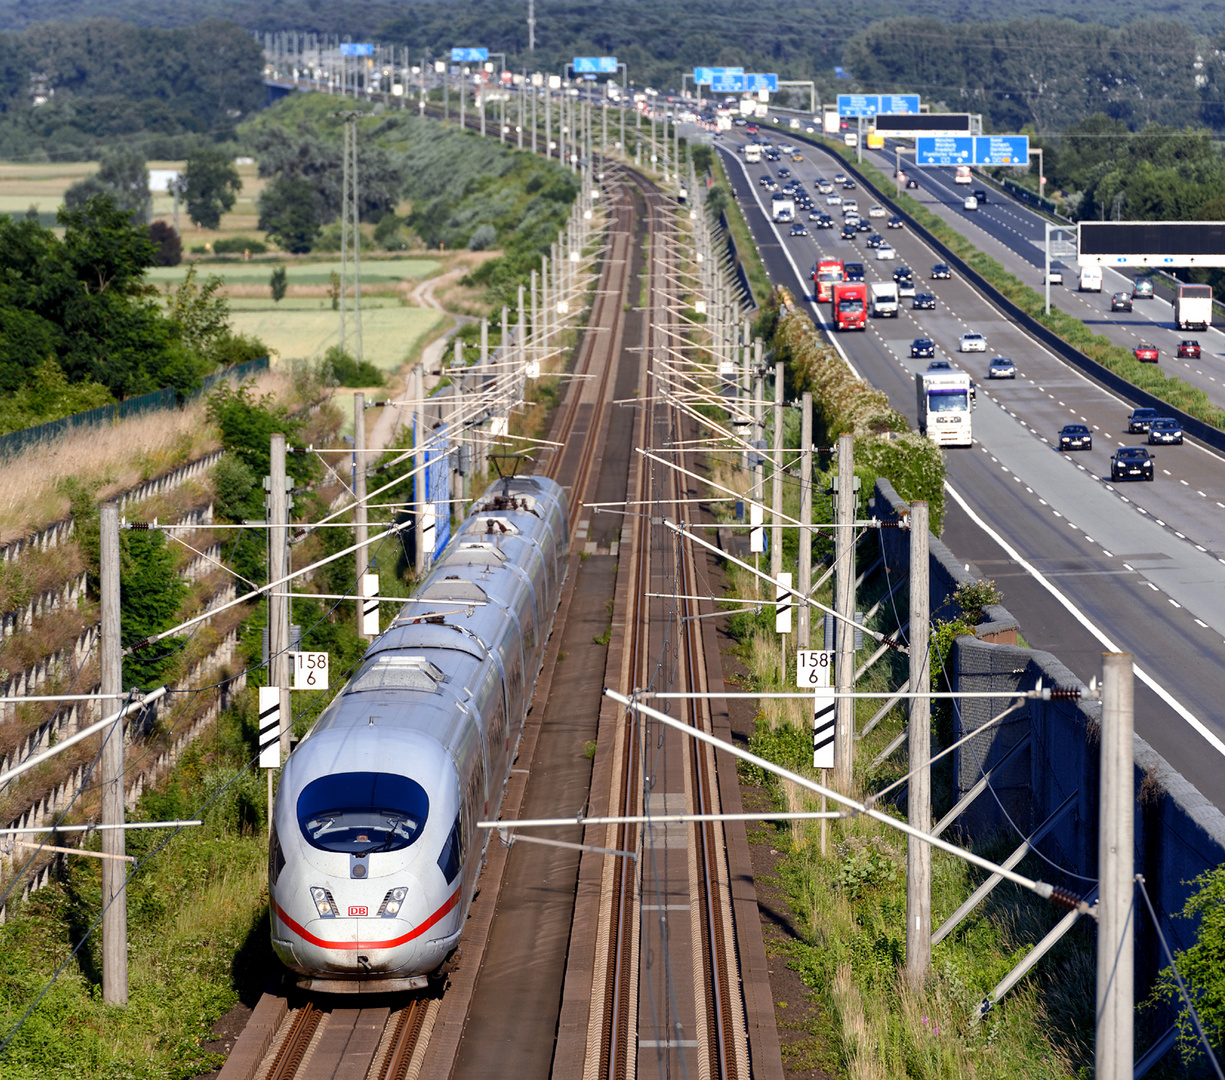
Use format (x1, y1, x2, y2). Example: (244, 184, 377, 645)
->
(710, 73, 746, 92)
(837, 94, 878, 117)
(573, 56, 618, 74)
(916, 135, 1029, 166)
(743, 73, 779, 92)
(880, 94, 920, 114)
(694, 66, 743, 86)
(340, 43, 374, 56)
(974, 135, 1029, 165)
(837, 93, 920, 117)
(450, 47, 489, 63)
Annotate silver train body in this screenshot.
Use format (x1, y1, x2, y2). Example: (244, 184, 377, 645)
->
(269, 475, 569, 993)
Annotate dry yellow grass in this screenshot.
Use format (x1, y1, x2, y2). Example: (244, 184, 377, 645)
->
(0, 370, 295, 544)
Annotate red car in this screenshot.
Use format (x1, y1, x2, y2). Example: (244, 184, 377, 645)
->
(1177, 340, 1202, 359)
(1134, 342, 1159, 363)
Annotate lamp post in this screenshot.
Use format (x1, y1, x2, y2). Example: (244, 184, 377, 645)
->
(617, 63, 628, 153)
(1033, 147, 1045, 204)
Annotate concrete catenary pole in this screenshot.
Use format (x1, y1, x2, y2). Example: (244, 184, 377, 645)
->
(100, 503, 127, 1006)
(269, 434, 291, 759)
(1097, 652, 1135, 1080)
(414, 366, 428, 577)
(906, 500, 931, 983)
(834, 432, 855, 789)
(798, 392, 812, 648)
(354, 393, 370, 640)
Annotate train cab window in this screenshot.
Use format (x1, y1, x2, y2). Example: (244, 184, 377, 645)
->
(438, 813, 462, 884)
(297, 772, 430, 854)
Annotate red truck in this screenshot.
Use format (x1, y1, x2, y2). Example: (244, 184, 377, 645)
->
(832, 281, 868, 331)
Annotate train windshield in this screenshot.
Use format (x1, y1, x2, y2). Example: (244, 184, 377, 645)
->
(297, 772, 429, 854)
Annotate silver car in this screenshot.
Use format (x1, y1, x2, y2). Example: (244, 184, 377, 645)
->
(959, 332, 987, 353)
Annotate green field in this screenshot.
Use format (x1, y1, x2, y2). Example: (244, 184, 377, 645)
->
(228, 304, 446, 369)
(146, 259, 442, 287)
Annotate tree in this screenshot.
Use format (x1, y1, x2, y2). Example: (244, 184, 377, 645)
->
(148, 221, 182, 266)
(166, 263, 230, 359)
(1153, 865, 1225, 1059)
(63, 147, 149, 221)
(270, 265, 288, 303)
(259, 175, 322, 254)
(182, 147, 241, 230)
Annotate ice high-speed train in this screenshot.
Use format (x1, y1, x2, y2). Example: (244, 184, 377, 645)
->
(268, 474, 569, 992)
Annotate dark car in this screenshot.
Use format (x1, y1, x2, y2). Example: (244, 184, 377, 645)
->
(1127, 407, 1162, 433)
(926, 359, 953, 371)
(844, 261, 865, 283)
(905, 177, 919, 189)
(931, 263, 952, 280)
(1110, 291, 1133, 312)
(1148, 418, 1184, 445)
(972, 188, 988, 204)
(912, 292, 936, 310)
(887, 215, 904, 229)
(856, 219, 872, 232)
(865, 233, 884, 249)
(893, 266, 913, 283)
(758, 174, 773, 186)
(988, 356, 1017, 379)
(840, 224, 857, 240)
(910, 337, 936, 359)
(1059, 423, 1092, 450)
(1133, 276, 1155, 299)
(1134, 342, 1159, 363)
(788, 223, 808, 236)
(1178, 340, 1202, 359)
(1111, 446, 1155, 482)
(778, 167, 791, 178)
(842, 179, 857, 189)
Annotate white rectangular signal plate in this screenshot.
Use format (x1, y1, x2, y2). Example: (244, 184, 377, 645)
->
(796, 649, 834, 688)
(291, 651, 330, 690)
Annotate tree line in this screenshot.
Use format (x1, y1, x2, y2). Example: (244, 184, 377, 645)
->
(0, 18, 263, 160)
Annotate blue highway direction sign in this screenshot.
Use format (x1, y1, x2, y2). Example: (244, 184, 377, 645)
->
(694, 67, 743, 85)
(838, 93, 919, 117)
(340, 44, 374, 56)
(574, 56, 618, 74)
(450, 48, 489, 62)
(916, 135, 1029, 166)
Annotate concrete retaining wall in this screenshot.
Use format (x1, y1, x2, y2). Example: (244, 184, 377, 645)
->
(871, 477, 1225, 994)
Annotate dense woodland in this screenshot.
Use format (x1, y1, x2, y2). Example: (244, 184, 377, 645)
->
(0, 19, 263, 160)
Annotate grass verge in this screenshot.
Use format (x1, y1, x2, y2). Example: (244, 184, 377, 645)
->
(710, 151, 771, 308)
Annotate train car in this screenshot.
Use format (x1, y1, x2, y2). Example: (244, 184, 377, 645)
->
(268, 474, 569, 993)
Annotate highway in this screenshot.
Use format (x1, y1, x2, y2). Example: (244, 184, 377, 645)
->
(717, 130, 1225, 812)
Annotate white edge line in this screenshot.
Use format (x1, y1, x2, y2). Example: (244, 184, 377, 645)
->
(945, 479, 1225, 758)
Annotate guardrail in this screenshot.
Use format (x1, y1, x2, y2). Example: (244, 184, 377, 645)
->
(752, 123, 1225, 453)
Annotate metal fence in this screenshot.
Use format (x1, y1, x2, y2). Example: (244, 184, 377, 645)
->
(0, 356, 270, 461)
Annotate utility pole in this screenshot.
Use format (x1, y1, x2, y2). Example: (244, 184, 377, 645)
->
(269, 434, 291, 758)
(338, 114, 363, 364)
(528, 0, 536, 52)
(906, 500, 931, 983)
(100, 503, 127, 1006)
(771, 359, 785, 676)
(834, 432, 855, 789)
(1097, 652, 1134, 1080)
(414, 365, 428, 577)
(798, 392, 812, 648)
(353, 393, 372, 641)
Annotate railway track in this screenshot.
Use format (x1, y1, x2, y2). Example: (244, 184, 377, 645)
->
(574, 164, 751, 1079)
(217, 152, 647, 1080)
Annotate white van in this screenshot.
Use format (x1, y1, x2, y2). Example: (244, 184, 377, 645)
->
(1079, 265, 1103, 292)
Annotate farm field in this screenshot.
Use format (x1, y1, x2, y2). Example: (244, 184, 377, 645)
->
(145, 260, 443, 288)
(228, 304, 446, 369)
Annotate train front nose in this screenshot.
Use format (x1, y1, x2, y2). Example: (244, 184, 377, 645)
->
(278, 870, 461, 986)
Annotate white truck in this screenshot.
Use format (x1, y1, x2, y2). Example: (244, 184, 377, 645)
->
(1078, 265, 1103, 292)
(916, 369, 974, 447)
(744, 143, 762, 164)
(870, 281, 899, 317)
(1175, 284, 1214, 330)
(771, 193, 795, 223)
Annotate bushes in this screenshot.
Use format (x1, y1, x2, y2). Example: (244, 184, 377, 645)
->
(212, 237, 267, 255)
(769, 286, 946, 532)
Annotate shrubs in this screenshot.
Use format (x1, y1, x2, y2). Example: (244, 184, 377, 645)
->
(212, 237, 267, 255)
(769, 286, 946, 532)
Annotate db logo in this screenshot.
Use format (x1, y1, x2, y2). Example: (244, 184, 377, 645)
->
(348, 905, 369, 917)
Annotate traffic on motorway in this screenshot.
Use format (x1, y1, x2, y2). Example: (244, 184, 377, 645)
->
(716, 125, 1225, 808)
